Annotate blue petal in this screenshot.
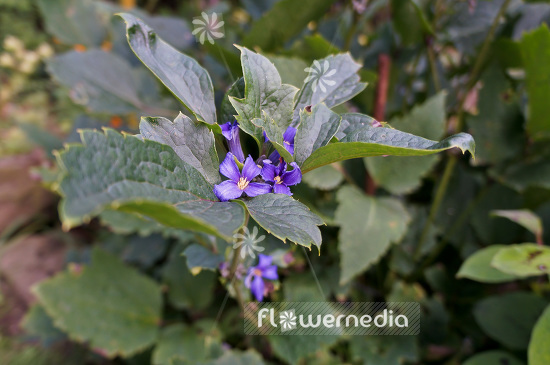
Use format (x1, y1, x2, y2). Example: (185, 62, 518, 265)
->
(261, 161, 276, 182)
(228, 135, 245, 163)
(242, 155, 261, 180)
(273, 183, 292, 195)
(283, 126, 297, 142)
(258, 254, 273, 268)
(213, 180, 243, 201)
(268, 150, 281, 162)
(219, 152, 241, 181)
(220, 121, 234, 140)
(282, 162, 302, 186)
(262, 265, 278, 280)
(251, 275, 265, 301)
(244, 182, 272, 197)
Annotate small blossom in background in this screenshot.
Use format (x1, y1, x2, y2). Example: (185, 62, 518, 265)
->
(268, 126, 297, 161)
(261, 160, 302, 196)
(213, 153, 271, 201)
(220, 120, 245, 162)
(245, 254, 278, 301)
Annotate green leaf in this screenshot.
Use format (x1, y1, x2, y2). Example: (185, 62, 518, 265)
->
(295, 104, 341, 166)
(366, 92, 446, 194)
(529, 305, 550, 365)
(520, 24, 550, 140)
(474, 292, 547, 350)
(302, 126, 475, 173)
(294, 54, 367, 123)
(456, 245, 518, 283)
(242, 0, 336, 51)
(119, 13, 217, 126)
(230, 46, 298, 156)
(98, 210, 194, 241)
(335, 186, 410, 284)
(268, 56, 309, 87)
(268, 335, 338, 365)
(140, 113, 220, 184)
(302, 164, 344, 191)
(238, 194, 324, 250)
(493, 158, 550, 192)
(47, 50, 145, 114)
(492, 244, 550, 277)
(205, 350, 265, 365)
(152, 324, 221, 365)
(33, 248, 162, 358)
(350, 336, 418, 365)
(466, 66, 525, 165)
(219, 77, 245, 124)
(470, 184, 524, 244)
(162, 244, 216, 310)
(491, 209, 543, 239)
(21, 304, 66, 346)
(37, 0, 106, 47)
(183, 244, 224, 272)
(56, 129, 245, 239)
(391, 0, 426, 45)
(463, 351, 525, 365)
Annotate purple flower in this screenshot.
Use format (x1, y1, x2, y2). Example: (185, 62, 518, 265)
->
(261, 159, 302, 196)
(220, 120, 245, 162)
(267, 126, 297, 161)
(213, 152, 271, 202)
(245, 254, 278, 301)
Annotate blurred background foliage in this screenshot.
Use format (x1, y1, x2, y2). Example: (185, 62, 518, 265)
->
(1, 0, 550, 364)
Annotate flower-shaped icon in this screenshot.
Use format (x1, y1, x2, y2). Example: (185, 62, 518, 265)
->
(233, 226, 265, 259)
(192, 12, 225, 45)
(304, 60, 337, 93)
(280, 309, 297, 332)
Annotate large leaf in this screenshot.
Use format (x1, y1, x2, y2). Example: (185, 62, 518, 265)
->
(492, 244, 550, 277)
(33, 249, 162, 358)
(162, 244, 216, 310)
(294, 103, 341, 166)
(350, 336, 418, 365)
(56, 129, 245, 239)
(268, 335, 338, 365)
(37, 0, 106, 47)
(463, 351, 525, 365)
(520, 25, 550, 140)
(294, 54, 367, 123)
(140, 113, 220, 184)
(242, 0, 336, 51)
(529, 305, 550, 365)
(335, 186, 410, 284)
(152, 324, 221, 365)
(466, 66, 524, 165)
(239, 194, 324, 251)
(366, 92, 446, 194)
(456, 245, 518, 283)
(47, 50, 145, 114)
(302, 124, 475, 173)
(119, 13, 217, 126)
(474, 292, 547, 350)
(229, 46, 298, 158)
(491, 209, 544, 239)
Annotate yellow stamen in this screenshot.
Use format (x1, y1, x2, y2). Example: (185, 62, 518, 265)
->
(274, 176, 283, 184)
(253, 268, 263, 276)
(237, 177, 249, 190)
(284, 140, 290, 145)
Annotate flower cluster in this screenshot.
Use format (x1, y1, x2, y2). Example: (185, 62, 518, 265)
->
(214, 121, 302, 202)
(245, 254, 278, 301)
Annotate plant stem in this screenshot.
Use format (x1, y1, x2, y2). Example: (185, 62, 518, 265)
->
(426, 39, 441, 92)
(414, 0, 512, 259)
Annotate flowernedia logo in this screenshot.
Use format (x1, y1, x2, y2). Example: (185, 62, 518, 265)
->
(244, 302, 420, 336)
